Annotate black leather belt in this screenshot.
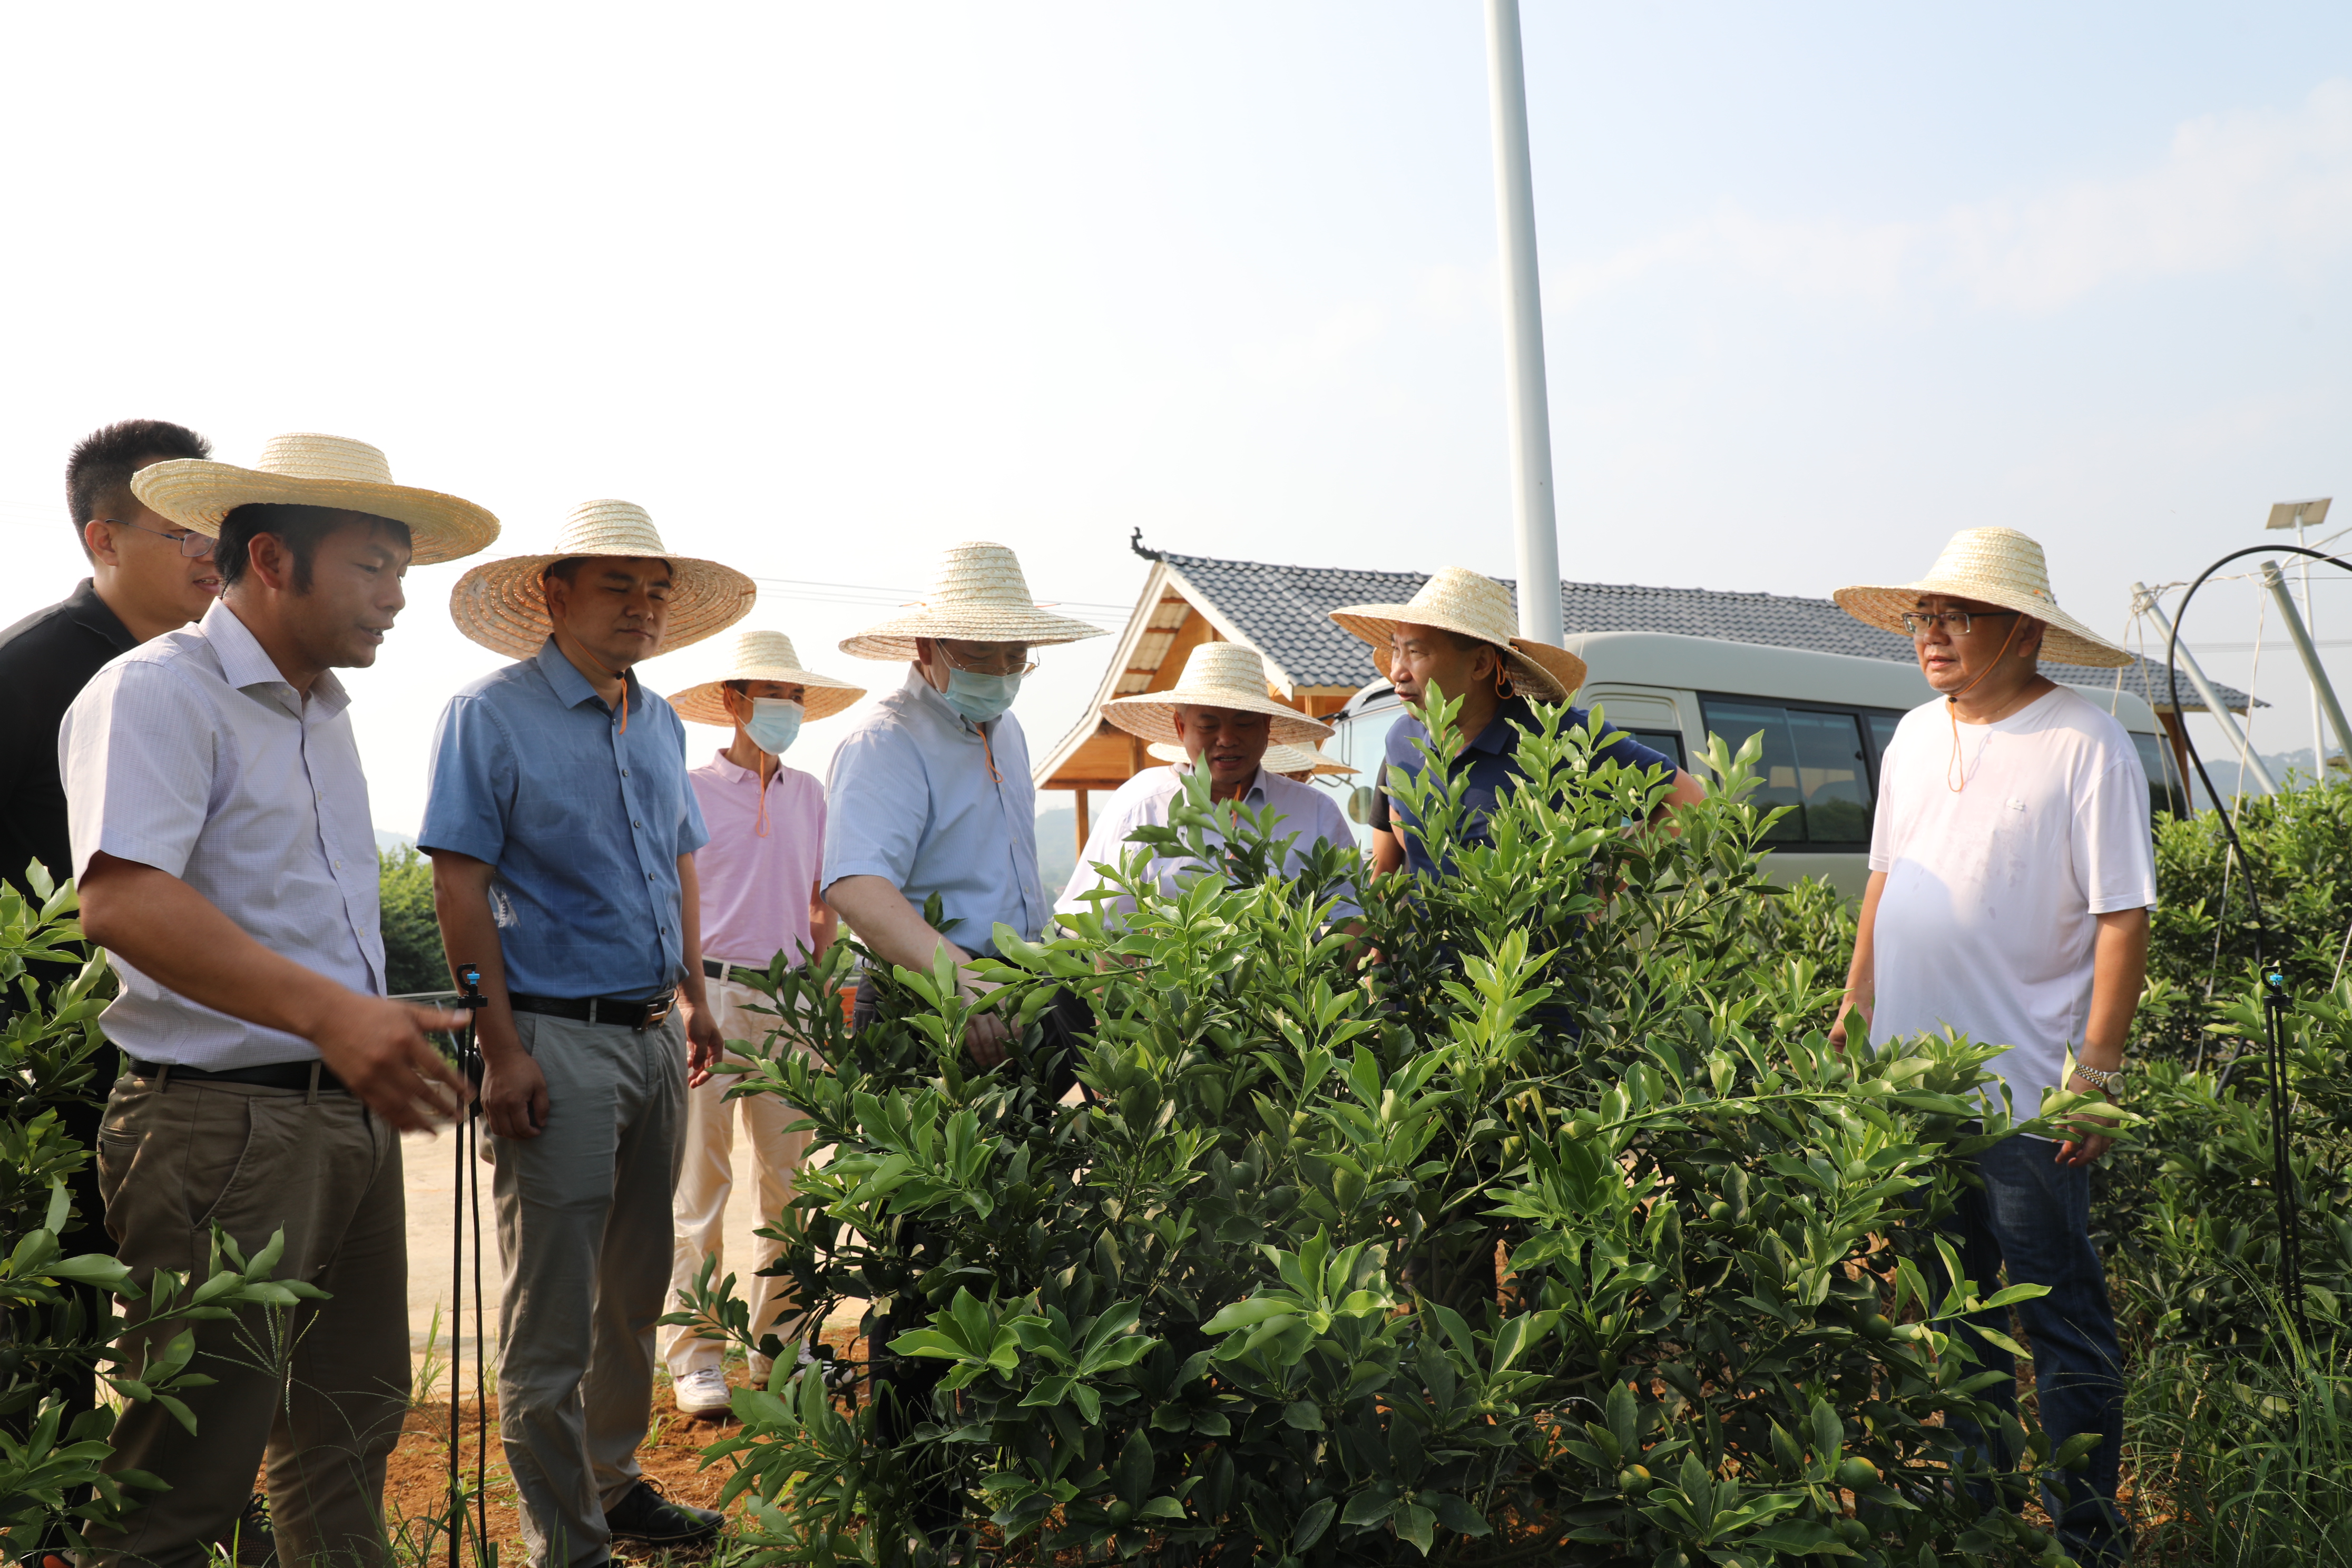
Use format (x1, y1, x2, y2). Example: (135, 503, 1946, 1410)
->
(703, 958, 770, 985)
(129, 1058, 346, 1093)
(508, 989, 677, 1031)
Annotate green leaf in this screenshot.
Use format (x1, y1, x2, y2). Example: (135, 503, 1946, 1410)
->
(1393, 1502, 1435, 1556)
(1283, 1399, 1326, 1430)
(1203, 1296, 1295, 1334)
(1292, 1497, 1337, 1549)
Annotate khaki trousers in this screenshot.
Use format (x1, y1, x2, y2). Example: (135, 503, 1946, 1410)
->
(84, 1071, 407, 1568)
(491, 1011, 684, 1568)
(659, 978, 812, 1383)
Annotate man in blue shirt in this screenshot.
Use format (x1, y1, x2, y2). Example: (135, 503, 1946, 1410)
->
(423, 501, 753, 1566)
(822, 541, 1106, 1548)
(824, 541, 1107, 1065)
(1330, 567, 1703, 877)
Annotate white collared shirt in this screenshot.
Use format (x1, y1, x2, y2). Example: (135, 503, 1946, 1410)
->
(1057, 762, 1359, 922)
(60, 599, 385, 1070)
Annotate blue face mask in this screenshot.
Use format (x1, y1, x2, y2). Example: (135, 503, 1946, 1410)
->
(743, 698, 803, 756)
(942, 667, 1023, 724)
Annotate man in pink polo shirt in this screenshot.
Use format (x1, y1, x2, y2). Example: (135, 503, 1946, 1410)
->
(660, 629, 865, 1417)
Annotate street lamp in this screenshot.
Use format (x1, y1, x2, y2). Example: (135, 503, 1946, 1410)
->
(2267, 498, 2336, 777)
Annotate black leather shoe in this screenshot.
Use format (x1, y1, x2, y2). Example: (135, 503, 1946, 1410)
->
(603, 1479, 723, 1550)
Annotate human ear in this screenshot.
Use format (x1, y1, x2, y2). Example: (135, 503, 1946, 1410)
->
(82, 520, 123, 566)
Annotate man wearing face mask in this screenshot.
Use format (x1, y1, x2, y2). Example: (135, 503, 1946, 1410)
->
(823, 541, 1108, 1066)
(656, 629, 865, 1419)
(822, 542, 1106, 1547)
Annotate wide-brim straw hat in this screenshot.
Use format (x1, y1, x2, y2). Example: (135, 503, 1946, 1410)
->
(130, 433, 499, 566)
(1328, 566, 1587, 702)
(1149, 739, 1356, 777)
(667, 629, 868, 725)
(1102, 643, 1334, 747)
(449, 500, 757, 661)
(1832, 526, 2130, 669)
(839, 541, 1108, 661)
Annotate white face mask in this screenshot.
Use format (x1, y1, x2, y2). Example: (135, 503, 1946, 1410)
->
(743, 698, 804, 756)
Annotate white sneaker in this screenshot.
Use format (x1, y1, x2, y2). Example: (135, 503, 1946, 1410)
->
(672, 1367, 731, 1415)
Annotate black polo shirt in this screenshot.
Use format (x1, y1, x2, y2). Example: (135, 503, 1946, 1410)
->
(0, 579, 137, 894)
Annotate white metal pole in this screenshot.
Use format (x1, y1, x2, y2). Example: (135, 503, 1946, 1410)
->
(2301, 523, 2323, 773)
(1484, 0, 1563, 645)
(2134, 582, 2278, 797)
(2262, 560, 2352, 777)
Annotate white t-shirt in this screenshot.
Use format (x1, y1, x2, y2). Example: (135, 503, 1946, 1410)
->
(1058, 763, 1359, 921)
(1866, 684, 2157, 1124)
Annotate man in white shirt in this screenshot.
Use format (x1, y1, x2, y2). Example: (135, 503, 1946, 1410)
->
(1830, 527, 2152, 1568)
(1060, 643, 1355, 922)
(63, 435, 494, 1568)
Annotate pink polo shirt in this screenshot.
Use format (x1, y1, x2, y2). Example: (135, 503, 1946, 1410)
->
(689, 750, 828, 968)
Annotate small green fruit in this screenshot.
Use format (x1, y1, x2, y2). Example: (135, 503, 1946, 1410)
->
(1706, 1201, 1734, 1223)
(1836, 1457, 1880, 1489)
(1618, 1464, 1651, 1495)
(1858, 1313, 1894, 1341)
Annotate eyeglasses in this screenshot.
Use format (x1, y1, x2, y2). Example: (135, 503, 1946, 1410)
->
(98, 518, 215, 559)
(938, 642, 1038, 677)
(1900, 607, 2020, 639)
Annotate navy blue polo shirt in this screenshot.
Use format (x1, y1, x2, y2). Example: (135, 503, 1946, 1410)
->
(1383, 695, 1673, 878)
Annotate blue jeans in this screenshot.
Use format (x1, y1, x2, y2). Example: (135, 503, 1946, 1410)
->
(1940, 1133, 2129, 1565)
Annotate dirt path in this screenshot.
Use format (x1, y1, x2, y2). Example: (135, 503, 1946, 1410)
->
(381, 1330, 864, 1563)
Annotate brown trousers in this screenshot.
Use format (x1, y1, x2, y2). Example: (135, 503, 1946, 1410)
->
(82, 1071, 408, 1568)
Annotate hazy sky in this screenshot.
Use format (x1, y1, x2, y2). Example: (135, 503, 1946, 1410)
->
(7, 3, 2349, 832)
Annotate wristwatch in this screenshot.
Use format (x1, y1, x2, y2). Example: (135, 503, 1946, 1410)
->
(2071, 1064, 2124, 1091)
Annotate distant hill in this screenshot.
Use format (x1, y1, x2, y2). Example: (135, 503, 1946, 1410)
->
(376, 829, 415, 854)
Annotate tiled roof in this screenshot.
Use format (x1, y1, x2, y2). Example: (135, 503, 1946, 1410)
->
(1156, 549, 2252, 713)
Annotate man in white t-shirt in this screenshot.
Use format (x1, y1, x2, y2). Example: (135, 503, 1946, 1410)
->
(1829, 527, 2152, 1567)
(1058, 643, 1357, 924)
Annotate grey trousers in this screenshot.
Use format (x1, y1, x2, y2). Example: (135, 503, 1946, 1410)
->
(492, 1011, 685, 1568)
(84, 1071, 408, 1568)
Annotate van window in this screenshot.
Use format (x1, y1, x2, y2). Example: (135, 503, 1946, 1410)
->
(2132, 731, 2189, 818)
(1620, 729, 1687, 770)
(1699, 697, 1874, 845)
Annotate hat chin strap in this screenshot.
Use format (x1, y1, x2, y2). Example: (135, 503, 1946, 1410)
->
(1944, 614, 2026, 793)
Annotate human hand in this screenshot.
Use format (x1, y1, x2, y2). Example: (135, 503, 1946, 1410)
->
(481, 1048, 551, 1140)
(2055, 1073, 2119, 1167)
(683, 1002, 726, 1089)
(1828, 996, 1868, 1053)
(311, 996, 473, 1132)
(962, 976, 1011, 1069)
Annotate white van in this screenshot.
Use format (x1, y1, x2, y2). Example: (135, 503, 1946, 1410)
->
(1316, 630, 2187, 897)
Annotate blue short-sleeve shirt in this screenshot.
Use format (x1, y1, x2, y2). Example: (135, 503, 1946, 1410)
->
(821, 669, 1049, 957)
(1384, 695, 1672, 878)
(419, 639, 709, 998)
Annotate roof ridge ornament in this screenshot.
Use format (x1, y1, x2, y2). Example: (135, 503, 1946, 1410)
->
(1129, 527, 1162, 563)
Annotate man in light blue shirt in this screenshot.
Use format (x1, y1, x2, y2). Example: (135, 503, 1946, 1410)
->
(824, 541, 1106, 1066)
(423, 502, 753, 1567)
(821, 542, 1106, 1550)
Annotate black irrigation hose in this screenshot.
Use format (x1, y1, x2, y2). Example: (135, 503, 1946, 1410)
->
(447, 965, 489, 1568)
(2161, 542, 2352, 1348)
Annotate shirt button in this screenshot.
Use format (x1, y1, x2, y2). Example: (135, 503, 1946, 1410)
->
(621, 768, 631, 777)
(633, 820, 642, 828)
(649, 873, 656, 881)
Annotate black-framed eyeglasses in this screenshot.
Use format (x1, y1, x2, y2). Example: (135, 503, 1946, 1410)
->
(1900, 607, 2019, 639)
(939, 642, 1038, 677)
(98, 518, 214, 559)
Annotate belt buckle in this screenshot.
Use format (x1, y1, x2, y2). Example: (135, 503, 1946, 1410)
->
(640, 995, 673, 1031)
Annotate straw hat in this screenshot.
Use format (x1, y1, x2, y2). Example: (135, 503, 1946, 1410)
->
(448, 500, 757, 660)
(1150, 739, 1356, 778)
(839, 541, 1108, 661)
(130, 433, 499, 566)
(666, 629, 868, 726)
(1328, 566, 1587, 701)
(1102, 643, 1334, 747)
(1833, 527, 2130, 669)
